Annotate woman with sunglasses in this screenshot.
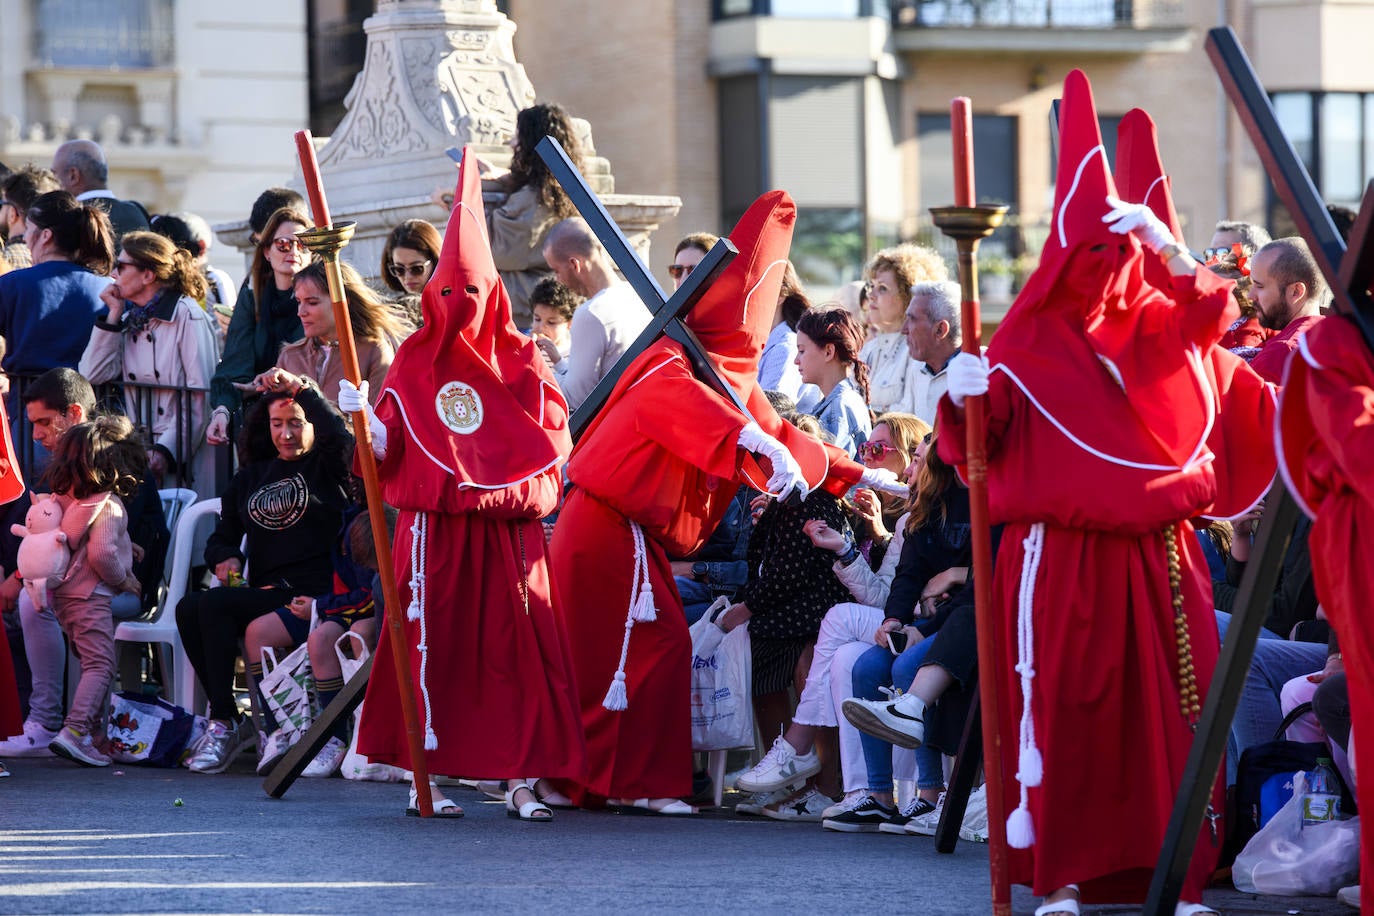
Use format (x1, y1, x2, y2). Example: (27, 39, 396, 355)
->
(263, 260, 412, 410)
(380, 219, 440, 297)
(205, 207, 314, 447)
(853, 413, 930, 569)
(80, 230, 219, 491)
(735, 432, 973, 833)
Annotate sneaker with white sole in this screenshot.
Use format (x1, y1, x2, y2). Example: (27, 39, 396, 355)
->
(734, 784, 801, 816)
(823, 794, 896, 833)
(736, 735, 822, 793)
(49, 726, 111, 767)
(822, 789, 868, 819)
(842, 692, 926, 749)
(1337, 885, 1361, 909)
(905, 791, 946, 835)
(0, 720, 58, 757)
(879, 795, 937, 835)
(256, 729, 294, 775)
(301, 736, 347, 778)
(762, 787, 833, 822)
(959, 784, 989, 843)
(187, 718, 255, 774)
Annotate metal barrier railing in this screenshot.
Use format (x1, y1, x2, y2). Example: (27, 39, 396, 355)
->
(6, 372, 233, 495)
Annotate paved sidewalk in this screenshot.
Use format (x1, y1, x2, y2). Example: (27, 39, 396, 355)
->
(0, 756, 1352, 914)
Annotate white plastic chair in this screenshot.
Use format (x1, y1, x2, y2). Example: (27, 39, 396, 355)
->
(115, 497, 221, 711)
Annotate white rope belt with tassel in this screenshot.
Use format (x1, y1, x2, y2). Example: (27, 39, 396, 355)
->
(602, 520, 658, 712)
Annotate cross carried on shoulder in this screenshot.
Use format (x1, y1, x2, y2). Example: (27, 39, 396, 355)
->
(1145, 26, 1374, 915)
(534, 137, 748, 439)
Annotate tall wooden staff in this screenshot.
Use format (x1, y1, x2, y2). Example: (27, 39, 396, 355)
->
(929, 98, 1011, 916)
(292, 131, 433, 816)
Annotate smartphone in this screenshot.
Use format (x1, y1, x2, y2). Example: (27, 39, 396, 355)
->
(886, 629, 909, 656)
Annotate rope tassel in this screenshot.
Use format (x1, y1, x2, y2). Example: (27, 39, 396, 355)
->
(1007, 522, 1046, 846)
(410, 513, 438, 750)
(603, 522, 655, 711)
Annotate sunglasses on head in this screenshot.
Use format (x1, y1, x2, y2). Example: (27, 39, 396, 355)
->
(271, 236, 307, 253)
(389, 261, 432, 279)
(667, 262, 696, 280)
(858, 441, 902, 462)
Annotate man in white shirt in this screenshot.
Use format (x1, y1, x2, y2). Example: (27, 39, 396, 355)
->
(902, 280, 963, 424)
(541, 218, 650, 410)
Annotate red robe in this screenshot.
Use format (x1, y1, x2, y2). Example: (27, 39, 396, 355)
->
(0, 640, 19, 740)
(941, 72, 1241, 905)
(551, 191, 862, 804)
(1277, 314, 1374, 899)
(356, 148, 584, 779)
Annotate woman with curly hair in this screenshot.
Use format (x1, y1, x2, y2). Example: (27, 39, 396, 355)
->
(479, 102, 587, 325)
(860, 244, 948, 420)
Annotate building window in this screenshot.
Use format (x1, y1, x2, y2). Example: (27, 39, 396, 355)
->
(918, 112, 1020, 261)
(713, 0, 890, 19)
(35, 0, 174, 68)
(1270, 90, 1374, 222)
(897, 0, 1126, 27)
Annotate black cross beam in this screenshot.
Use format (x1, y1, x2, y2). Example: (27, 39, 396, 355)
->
(1144, 27, 1374, 914)
(261, 654, 372, 797)
(534, 137, 749, 439)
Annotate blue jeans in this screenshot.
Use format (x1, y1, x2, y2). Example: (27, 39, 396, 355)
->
(851, 640, 943, 792)
(675, 577, 714, 626)
(1216, 610, 1327, 783)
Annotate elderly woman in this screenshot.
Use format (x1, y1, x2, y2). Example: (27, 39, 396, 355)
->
(80, 230, 219, 489)
(176, 370, 353, 774)
(205, 206, 314, 446)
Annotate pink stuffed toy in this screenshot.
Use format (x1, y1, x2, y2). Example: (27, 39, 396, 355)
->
(10, 494, 71, 611)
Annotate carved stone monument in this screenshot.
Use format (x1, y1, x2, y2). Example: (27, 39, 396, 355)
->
(216, 0, 679, 309)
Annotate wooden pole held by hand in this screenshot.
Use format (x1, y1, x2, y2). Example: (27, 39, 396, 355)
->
(292, 130, 433, 817)
(932, 97, 1012, 916)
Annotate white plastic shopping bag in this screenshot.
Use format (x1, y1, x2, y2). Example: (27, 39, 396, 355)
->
(1233, 771, 1360, 896)
(335, 631, 407, 782)
(690, 596, 754, 751)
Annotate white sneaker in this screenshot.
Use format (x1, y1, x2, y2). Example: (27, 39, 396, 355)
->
(841, 693, 926, 749)
(735, 735, 822, 793)
(822, 789, 868, 819)
(1337, 885, 1361, 909)
(256, 729, 294, 775)
(0, 720, 58, 757)
(904, 790, 946, 835)
(762, 787, 832, 822)
(301, 736, 347, 778)
(959, 784, 989, 843)
(734, 784, 801, 816)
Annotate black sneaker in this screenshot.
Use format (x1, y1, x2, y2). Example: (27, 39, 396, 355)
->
(878, 796, 937, 835)
(822, 795, 896, 833)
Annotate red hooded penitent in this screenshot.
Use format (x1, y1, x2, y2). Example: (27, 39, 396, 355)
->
(356, 147, 585, 780)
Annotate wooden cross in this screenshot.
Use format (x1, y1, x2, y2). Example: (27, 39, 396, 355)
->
(1145, 26, 1374, 915)
(534, 137, 749, 438)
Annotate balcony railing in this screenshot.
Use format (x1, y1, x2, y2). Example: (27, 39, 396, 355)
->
(34, 0, 175, 69)
(892, 0, 1186, 29)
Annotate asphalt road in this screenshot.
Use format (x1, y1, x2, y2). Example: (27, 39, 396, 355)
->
(0, 755, 1353, 915)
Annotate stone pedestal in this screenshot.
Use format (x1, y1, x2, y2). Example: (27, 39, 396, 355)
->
(214, 0, 680, 296)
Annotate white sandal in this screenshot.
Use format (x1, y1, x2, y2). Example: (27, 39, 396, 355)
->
(531, 778, 576, 809)
(406, 781, 465, 818)
(1034, 884, 1080, 916)
(1175, 904, 1219, 916)
(506, 782, 553, 821)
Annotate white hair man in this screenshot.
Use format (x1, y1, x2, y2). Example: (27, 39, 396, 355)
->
(902, 280, 964, 424)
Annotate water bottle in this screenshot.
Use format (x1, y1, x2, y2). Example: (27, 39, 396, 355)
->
(1300, 757, 1341, 828)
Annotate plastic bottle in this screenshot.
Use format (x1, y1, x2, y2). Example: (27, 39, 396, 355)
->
(1300, 757, 1341, 828)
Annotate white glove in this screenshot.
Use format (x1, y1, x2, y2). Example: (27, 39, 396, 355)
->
(738, 421, 810, 503)
(947, 352, 989, 408)
(1102, 195, 1175, 254)
(337, 379, 388, 460)
(858, 466, 909, 497)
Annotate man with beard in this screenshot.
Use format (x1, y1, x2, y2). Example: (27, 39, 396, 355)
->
(1246, 237, 1326, 384)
